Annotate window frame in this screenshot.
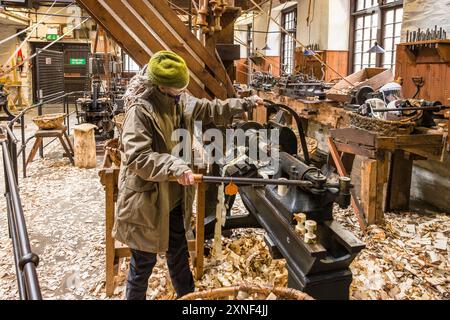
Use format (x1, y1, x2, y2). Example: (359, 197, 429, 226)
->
(280, 6, 297, 75)
(122, 52, 140, 73)
(349, 0, 403, 73)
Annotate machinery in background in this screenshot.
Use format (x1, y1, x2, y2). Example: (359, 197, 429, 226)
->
(76, 80, 115, 141)
(357, 82, 449, 127)
(204, 101, 365, 299)
(249, 71, 279, 92)
(277, 74, 333, 100)
(249, 71, 333, 101)
(76, 55, 126, 140)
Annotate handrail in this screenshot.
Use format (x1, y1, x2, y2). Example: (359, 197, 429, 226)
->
(0, 126, 42, 300)
(7, 91, 86, 178)
(8, 91, 85, 128)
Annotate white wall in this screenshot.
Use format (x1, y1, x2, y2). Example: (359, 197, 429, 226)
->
(402, 0, 450, 40)
(235, 0, 351, 57)
(235, 0, 297, 57)
(327, 0, 350, 50)
(297, 0, 350, 50)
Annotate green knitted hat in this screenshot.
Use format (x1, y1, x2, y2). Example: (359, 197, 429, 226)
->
(147, 51, 190, 89)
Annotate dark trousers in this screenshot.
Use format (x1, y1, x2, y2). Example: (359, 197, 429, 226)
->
(126, 205, 195, 300)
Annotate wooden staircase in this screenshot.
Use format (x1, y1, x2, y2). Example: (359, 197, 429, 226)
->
(77, 0, 234, 99)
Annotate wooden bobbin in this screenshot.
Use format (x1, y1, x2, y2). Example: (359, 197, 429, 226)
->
(304, 220, 317, 244)
(294, 213, 307, 235)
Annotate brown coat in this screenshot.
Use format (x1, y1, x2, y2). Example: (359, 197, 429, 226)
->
(112, 75, 256, 253)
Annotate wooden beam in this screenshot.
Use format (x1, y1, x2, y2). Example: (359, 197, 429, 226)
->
(361, 159, 378, 225)
(101, 0, 208, 99)
(333, 141, 377, 159)
(77, 0, 235, 99)
(104, 171, 116, 297)
(78, 0, 149, 66)
(327, 137, 367, 231)
(195, 182, 206, 280)
(126, 0, 227, 99)
(386, 150, 413, 211)
(360, 152, 389, 225)
(147, 0, 232, 91)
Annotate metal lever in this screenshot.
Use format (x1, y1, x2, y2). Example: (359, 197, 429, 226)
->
(169, 174, 315, 187)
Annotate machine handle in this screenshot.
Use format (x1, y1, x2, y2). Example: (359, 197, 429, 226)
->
(170, 174, 315, 187)
(168, 174, 204, 183)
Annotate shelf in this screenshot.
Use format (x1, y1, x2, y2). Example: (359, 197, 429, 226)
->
(399, 40, 450, 62)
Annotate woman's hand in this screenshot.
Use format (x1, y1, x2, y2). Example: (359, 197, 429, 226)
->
(251, 95, 264, 106)
(177, 170, 195, 186)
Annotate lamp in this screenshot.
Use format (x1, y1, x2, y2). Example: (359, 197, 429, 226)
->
(303, 48, 315, 56)
(262, 0, 273, 52)
(367, 41, 385, 54)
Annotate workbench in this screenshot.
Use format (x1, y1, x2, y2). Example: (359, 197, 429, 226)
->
(257, 92, 448, 226)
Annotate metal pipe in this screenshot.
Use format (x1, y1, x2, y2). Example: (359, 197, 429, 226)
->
(372, 105, 449, 113)
(21, 114, 26, 178)
(264, 101, 311, 164)
(171, 174, 314, 187)
(203, 176, 313, 187)
(8, 91, 84, 127)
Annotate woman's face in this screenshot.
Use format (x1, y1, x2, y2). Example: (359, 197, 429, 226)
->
(158, 86, 185, 98)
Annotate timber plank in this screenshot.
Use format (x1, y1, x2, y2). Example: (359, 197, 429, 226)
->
(99, 0, 207, 99)
(126, 0, 227, 99)
(330, 128, 377, 147)
(147, 0, 230, 87)
(361, 159, 378, 225)
(327, 137, 367, 230)
(333, 141, 377, 159)
(77, 0, 148, 66)
(104, 172, 116, 297)
(387, 150, 413, 211)
(375, 153, 389, 224)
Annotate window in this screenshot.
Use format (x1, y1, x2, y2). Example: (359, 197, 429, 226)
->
(351, 0, 403, 72)
(123, 53, 140, 73)
(247, 24, 253, 59)
(382, 6, 403, 69)
(281, 7, 297, 75)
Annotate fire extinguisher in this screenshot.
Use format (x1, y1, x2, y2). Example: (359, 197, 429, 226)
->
(16, 48, 25, 72)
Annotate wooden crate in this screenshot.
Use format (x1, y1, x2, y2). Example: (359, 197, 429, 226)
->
(326, 68, 394, 103)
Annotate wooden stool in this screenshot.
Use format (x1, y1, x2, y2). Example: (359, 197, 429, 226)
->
(26, 126, 75, 167)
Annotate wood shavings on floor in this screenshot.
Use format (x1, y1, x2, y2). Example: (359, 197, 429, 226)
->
(334, 205, 449, 300)
(0, 150, 448, 300)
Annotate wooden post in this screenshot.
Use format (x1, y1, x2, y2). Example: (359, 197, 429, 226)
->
(327, 137, 367, 230)
(254, 103, 267, 124)
(195, 182, 206, 280)
(104, 171, 115, 297)
(73, 124, 97, 169)
(387, 150, 413, 211)
(361, 159, 377, 225)
(360, 153, 389, 225)
(26, 137, 43, 166)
